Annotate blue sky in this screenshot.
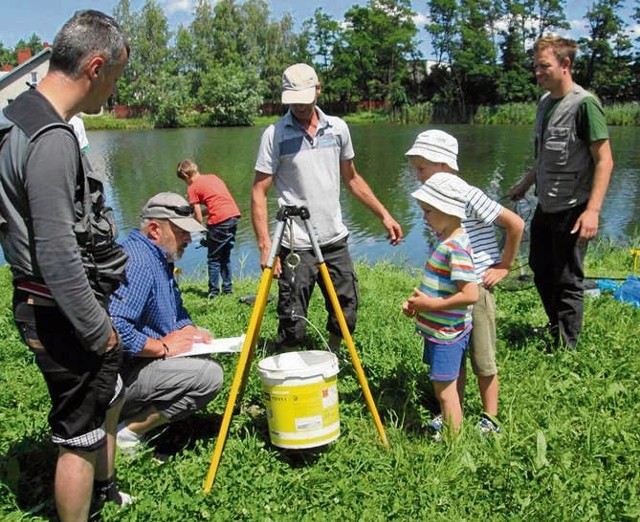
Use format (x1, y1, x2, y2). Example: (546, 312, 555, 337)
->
(1, 0, 637, 59)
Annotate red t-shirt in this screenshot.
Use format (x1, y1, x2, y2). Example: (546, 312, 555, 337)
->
(187, 174, 241, 225)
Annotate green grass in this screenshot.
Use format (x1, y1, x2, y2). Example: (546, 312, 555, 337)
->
(1, 245, 639, 520)
(83, 113, 154, 131)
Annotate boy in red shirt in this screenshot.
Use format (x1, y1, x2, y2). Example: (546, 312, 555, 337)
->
(177, 159, 241, 297)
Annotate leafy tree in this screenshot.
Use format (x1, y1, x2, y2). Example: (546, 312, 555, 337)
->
(498, 0, 537, 102)
(197, 64, 262, 125)
(0, 42, 15, 66)
(535, 0, 570, 39)
(112, 0, 139, 105)
(134, 0, 171, 104)
(451, 0, 500, 107)
(211, 0, 244, 66)
(632, 0, 640, 99)
(190, 0, 217, 97)
(575, 0, 633, 102)
(258, 12, 311, 103)
(14, 34, 44, 57)
(304, 8, 342, 72)
(150, 72, 192, 127)
(333, 0, 419, 105)
(426, 0, 457, 64)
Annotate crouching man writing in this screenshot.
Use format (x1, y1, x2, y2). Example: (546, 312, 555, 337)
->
(109, 192, 224, 454)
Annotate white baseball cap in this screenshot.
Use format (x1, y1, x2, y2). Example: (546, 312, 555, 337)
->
(281, 63, 319, 104)
(405, 129, 459, 171)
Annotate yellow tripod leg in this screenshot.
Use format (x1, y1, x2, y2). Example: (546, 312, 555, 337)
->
(203, 266, 275, 492)
(318, 262, 390, 448)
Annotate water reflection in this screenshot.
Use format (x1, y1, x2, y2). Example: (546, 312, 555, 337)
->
(2, 124, 638, 281)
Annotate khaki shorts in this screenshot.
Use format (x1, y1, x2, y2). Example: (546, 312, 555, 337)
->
(468, 285, 497, 377)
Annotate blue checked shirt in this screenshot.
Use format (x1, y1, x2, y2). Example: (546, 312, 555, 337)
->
(109, 228, 193, 355)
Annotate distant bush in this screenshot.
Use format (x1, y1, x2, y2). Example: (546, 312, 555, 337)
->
(387, 102, 434, 124)
(604, 102, 640, 126)
(472, 103, 537, 125)
(83, 114, 154, 130)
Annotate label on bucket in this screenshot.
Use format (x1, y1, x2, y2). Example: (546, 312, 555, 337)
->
(263, 377, 340, 449)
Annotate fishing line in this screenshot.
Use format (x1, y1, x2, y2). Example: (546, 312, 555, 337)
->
(495, 194, 534, 291)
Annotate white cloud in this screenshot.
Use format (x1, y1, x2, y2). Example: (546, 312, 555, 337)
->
(161, 0, 223, 15)
(412, 13, 428, 27)
(162, 0, 192, 15)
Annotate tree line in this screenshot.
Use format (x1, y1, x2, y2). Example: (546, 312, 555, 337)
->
(1, 0, 638, 127)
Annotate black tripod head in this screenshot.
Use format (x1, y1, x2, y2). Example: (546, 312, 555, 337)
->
(276, 205, 310, 221)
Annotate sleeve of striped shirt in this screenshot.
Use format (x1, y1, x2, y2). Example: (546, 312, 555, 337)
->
(449, 237, 477, 283)
(467, 187, 503, 225)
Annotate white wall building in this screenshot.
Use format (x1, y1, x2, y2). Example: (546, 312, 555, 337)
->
(0, 47, 52, 109)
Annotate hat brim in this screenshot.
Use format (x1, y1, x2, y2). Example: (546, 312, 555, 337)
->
(282, 86, 316, 104)
(411, 189, 466, 220)
(405, 147, 459, 171)
(169, 217, 206, 233)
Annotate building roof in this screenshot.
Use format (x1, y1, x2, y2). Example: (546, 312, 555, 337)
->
(0, 47, 52, 91)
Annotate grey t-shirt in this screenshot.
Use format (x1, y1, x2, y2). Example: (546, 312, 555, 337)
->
(255, 107, 354, 249)
(2, 124, 112, 354)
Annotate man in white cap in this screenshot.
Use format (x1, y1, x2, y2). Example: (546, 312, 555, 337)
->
(252, 63, 403, 352)
(108, 192, 224, 454)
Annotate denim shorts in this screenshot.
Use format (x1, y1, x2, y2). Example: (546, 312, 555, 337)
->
(13, 290, 123, 451)
(423, 331, 470, 382)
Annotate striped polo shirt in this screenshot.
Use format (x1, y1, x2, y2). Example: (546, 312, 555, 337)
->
(462, 187, 503, 281)
(416, 231, 476, 343)
(254, 107, 354, 249)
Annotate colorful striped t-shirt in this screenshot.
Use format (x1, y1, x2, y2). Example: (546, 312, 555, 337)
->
(415, 232, 476, 343)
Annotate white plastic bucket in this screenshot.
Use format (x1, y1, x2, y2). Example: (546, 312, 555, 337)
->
(257, 350, 340, 449)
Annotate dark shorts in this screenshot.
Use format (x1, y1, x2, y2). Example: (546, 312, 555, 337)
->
(276, 237, 359, 347)
(13, 290, 123, 451)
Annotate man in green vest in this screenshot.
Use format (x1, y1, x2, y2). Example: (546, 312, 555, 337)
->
(510, 36, 614, 350)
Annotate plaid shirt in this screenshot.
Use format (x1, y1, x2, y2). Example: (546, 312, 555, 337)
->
(109, 229, 192, 355)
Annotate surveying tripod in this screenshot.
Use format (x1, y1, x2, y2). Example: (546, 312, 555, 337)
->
(204, 205, 389, 492)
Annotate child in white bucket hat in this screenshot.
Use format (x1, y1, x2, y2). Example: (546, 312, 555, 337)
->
(405, 129, 525, 437)
(402, 174, 478, 438)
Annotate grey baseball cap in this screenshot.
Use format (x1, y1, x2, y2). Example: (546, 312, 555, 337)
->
(141, 192, 206, 233)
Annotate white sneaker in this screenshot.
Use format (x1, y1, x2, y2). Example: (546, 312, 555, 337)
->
(116, 424, 143, 457)
(117, 490, 135, 506)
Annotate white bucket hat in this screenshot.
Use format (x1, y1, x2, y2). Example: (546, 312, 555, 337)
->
(281, 63, 319, 104)
(405, 129, 459, 171)
(411, 173, 469, 220)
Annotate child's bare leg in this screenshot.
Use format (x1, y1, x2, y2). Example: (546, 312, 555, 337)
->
(478, 374, 498, 417)
(433, 379, 463, 433)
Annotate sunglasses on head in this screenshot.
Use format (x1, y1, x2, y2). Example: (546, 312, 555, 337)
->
(148, 204, 193, 217)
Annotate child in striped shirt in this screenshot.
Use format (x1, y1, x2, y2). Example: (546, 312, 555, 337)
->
(405, 130, 524, 436)
(402, 175, 478, 436)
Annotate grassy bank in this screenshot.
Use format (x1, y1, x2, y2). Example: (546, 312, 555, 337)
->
(81, 101, 640, 130)
(1, 246, 639, 520)
(83, 113, 154, 131)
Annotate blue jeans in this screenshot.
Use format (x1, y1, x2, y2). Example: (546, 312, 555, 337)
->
(206, 217, 238, 295)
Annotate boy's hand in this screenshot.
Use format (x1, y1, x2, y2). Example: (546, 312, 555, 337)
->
(483, 265, 510, 289)
(402, 300, 416, 317)
(407, 287, 435, 312)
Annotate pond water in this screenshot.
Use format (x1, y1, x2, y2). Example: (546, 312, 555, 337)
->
(2, 123, 638, 281)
